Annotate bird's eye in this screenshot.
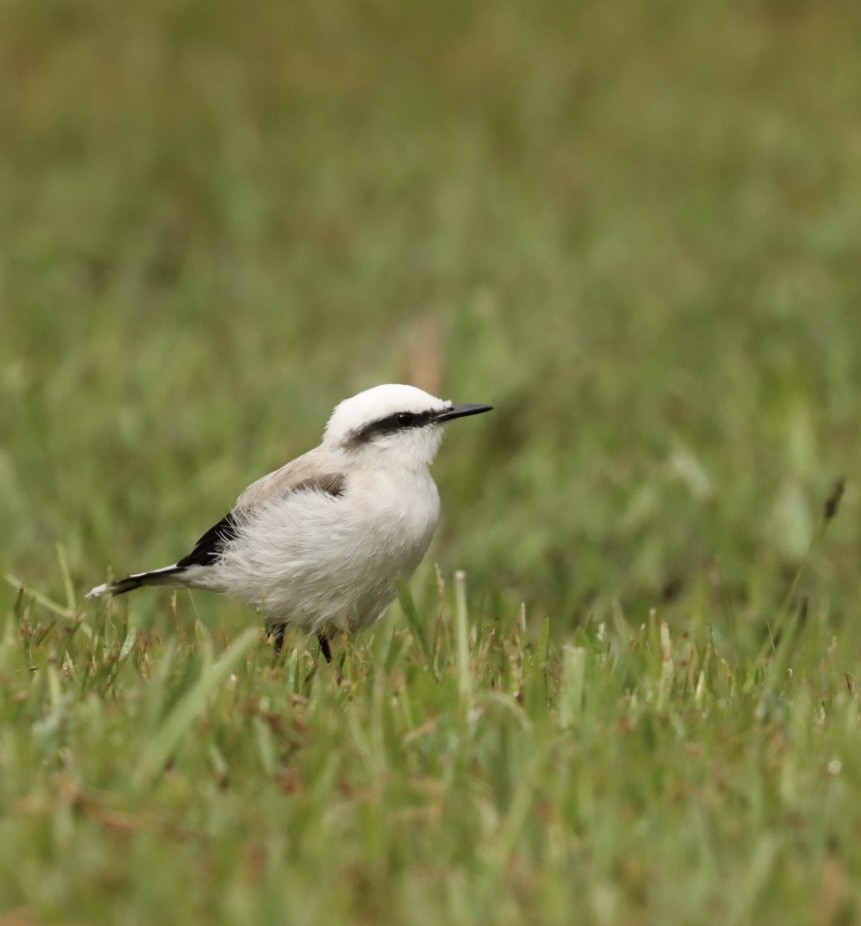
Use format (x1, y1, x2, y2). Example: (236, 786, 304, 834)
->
(396, 412, 416, 427)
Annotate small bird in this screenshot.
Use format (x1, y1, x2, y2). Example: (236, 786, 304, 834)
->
(87, 384, 492, 660)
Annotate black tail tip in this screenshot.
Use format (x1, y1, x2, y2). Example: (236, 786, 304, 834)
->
(109, 576, 147, 596)
(86, 576, 143, 598)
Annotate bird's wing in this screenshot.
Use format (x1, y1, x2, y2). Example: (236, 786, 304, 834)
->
(174, 450, 346, 570)
(176, 511, 241, 568)
(235, 447, 346, 511)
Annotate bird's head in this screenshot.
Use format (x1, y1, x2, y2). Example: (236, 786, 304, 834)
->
(323, 384, 492, 468)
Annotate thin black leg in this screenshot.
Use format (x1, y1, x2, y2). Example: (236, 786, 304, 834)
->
(271, 624, 286, 654)
(318, 635, 332, 663)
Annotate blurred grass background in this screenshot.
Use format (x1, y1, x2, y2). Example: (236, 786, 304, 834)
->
(1, 0, 861, 922)
(2, 0, 859, 624)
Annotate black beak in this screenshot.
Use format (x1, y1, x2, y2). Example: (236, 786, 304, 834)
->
(435, 403, 494, 422)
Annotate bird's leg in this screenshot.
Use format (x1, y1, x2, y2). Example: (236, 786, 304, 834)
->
(270, 624, 286, 654)
(317, 635, 332, 663)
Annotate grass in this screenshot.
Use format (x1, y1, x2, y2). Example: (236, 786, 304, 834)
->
(2, 526, 858, 925)
(2, 0, 861, 922)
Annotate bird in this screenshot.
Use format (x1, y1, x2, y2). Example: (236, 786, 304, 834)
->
(86, 384, 492, 661)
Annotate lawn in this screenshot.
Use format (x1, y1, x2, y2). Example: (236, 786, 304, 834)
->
(2, 1, 860, 923)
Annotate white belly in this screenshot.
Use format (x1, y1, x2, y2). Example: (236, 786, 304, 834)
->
(202, 467, 441, 635)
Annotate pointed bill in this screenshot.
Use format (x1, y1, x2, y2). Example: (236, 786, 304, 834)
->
(435, 403, 493, 422)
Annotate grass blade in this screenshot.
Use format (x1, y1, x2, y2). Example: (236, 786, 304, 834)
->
(134, 627, 259, 786)
(559, 645, 586, 729)
(454, 570, 472, 710)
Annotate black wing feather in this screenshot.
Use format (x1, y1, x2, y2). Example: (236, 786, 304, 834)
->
(176, 511, 241, 568)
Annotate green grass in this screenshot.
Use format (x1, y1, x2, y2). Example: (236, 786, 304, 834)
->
(2, 0, 861, 922)
(3, 539, 859, 925)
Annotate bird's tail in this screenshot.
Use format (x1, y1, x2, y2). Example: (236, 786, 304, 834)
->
(85, 564, 189, 599)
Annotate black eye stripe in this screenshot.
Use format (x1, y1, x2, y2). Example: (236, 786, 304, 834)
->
(348, 408, 439, 445)
(373, 409, 435, 432)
